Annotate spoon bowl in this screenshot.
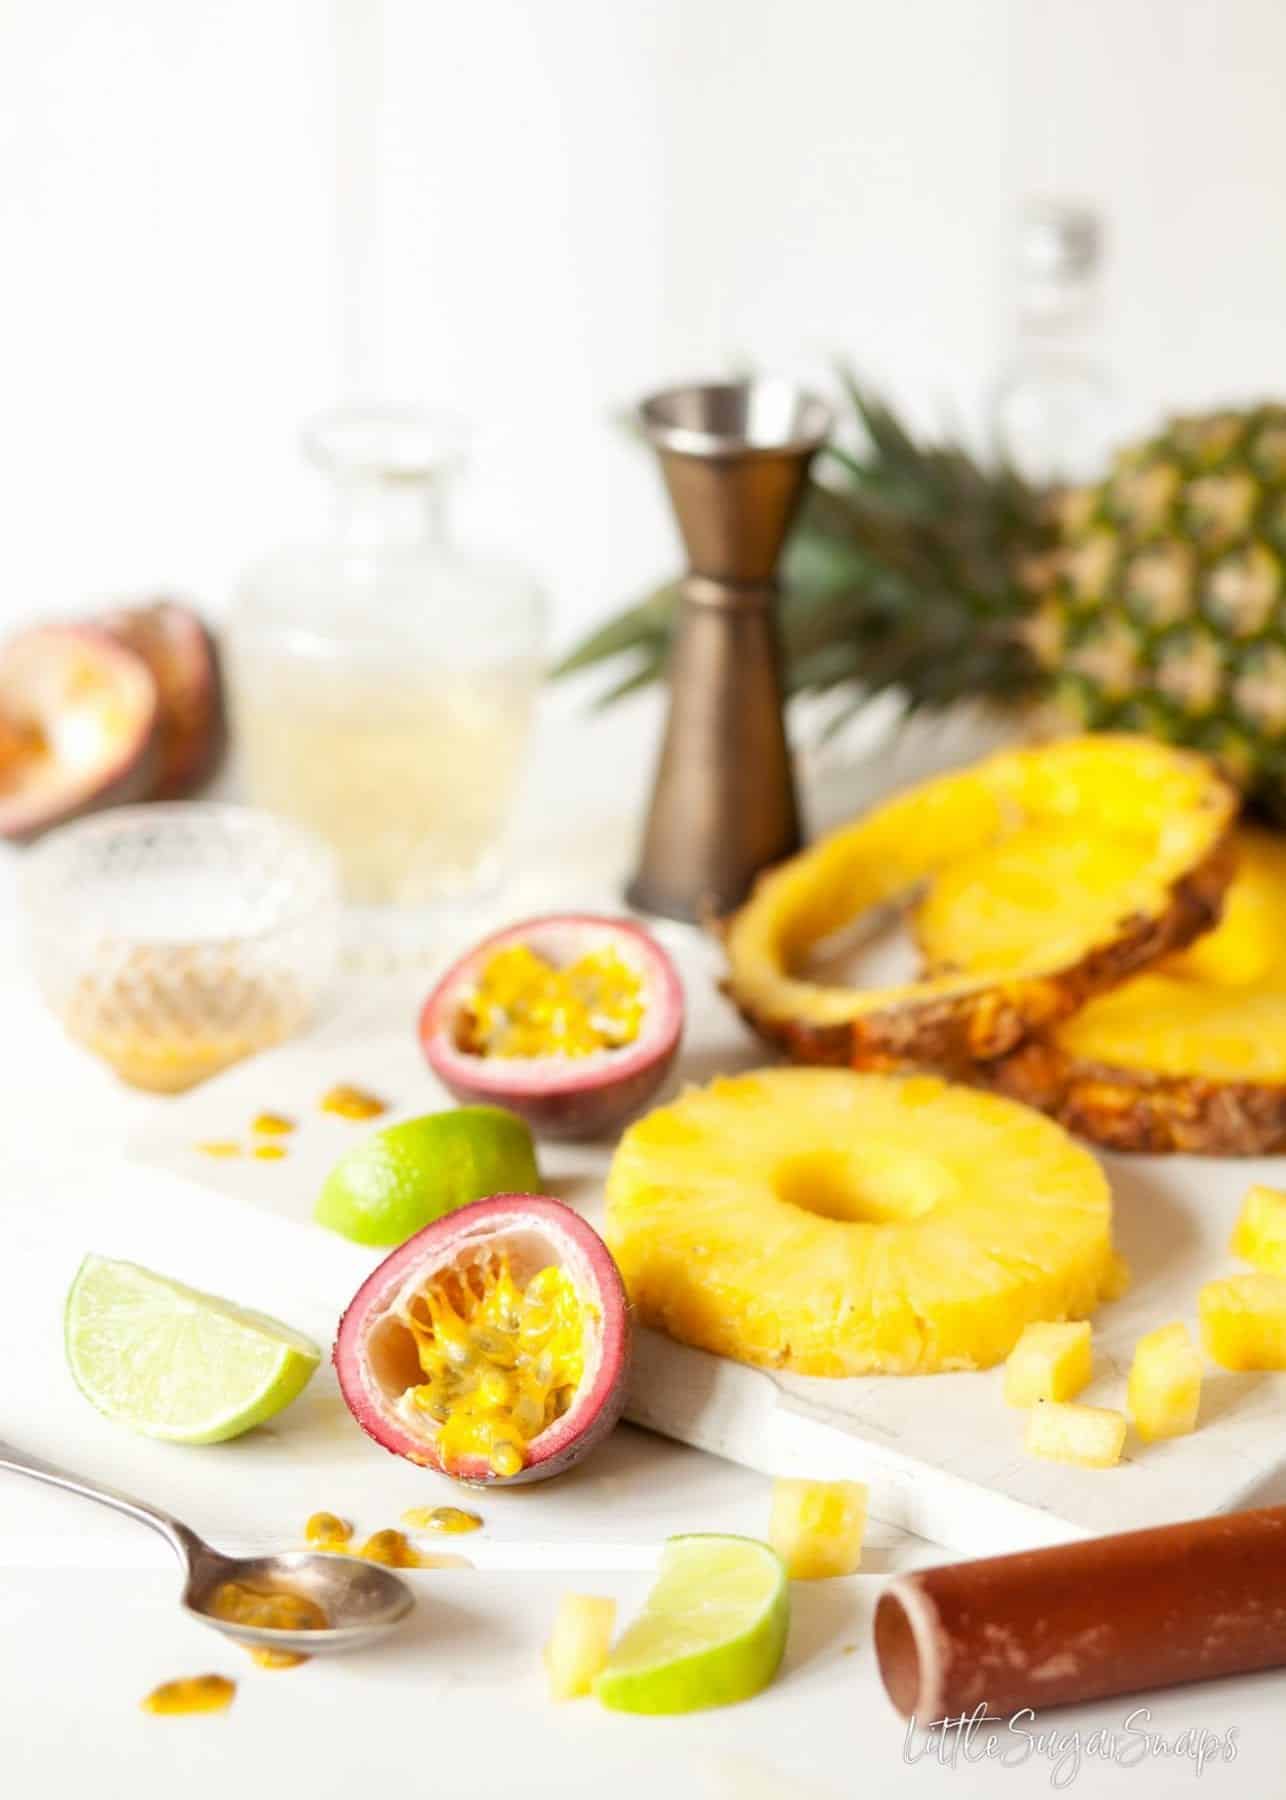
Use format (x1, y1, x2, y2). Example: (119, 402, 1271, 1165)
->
(0, 1438, 416, 1657)
(183, 1547, 415, 1656)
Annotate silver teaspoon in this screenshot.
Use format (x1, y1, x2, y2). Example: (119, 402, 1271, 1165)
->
(0, 1437, 415, 1655)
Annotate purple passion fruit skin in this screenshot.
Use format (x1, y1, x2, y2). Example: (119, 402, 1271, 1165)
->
(0, 624, 160, 843)
(333, 1194, 631, 1486)
(418, 914, 684, 1142)
(100, 601, 227, 799)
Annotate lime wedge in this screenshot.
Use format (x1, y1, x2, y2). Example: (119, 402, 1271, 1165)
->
(595, 1535, 789, 1714)
(65, 1255, 321, 1444)
(315, 1106, 540, 1248)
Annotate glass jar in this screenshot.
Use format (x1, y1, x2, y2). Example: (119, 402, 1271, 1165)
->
(227, 411, 546, 927)
(989, 199, 1118, 487)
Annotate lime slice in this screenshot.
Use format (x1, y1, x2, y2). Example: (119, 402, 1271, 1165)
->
(65, 1255, 321, 1445)
(315, 1106, 540, 1248)
(595, 1535, 789, 1714)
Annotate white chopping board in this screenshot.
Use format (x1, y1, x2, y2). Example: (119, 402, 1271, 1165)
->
(123, 923, 1286, 1559)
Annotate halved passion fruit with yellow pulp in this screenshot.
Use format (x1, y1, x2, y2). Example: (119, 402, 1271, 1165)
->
(0, 624, 160, 842)
(420, 914, 684, 1140)
(333, 1194, 630, 1484)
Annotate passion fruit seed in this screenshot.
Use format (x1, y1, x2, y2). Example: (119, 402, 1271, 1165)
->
(253, 1112, 295, 1135)
(321, 1084, 388, 1121)
(210, 1581, 328, 1634)
(400, 1253, 587, 1478)
(141, 1674, 236, 1715)
(357, 1529, 433, 1568)
(304, 1511, 353, 1548)
(401, 1505, 483, 1535)
(458, 943, 645, 1060)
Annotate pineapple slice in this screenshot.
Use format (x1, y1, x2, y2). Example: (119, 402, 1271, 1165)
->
(1003, 1321, 1093, 1407)
(605, 1068, 1118, 1377)
(1200, 1274, 1286, 1369)
(1230, 1184, 1286, 1272)
(724, 736, 1233, 1070)
(544, 1594, 617, 1699)
(1024, 1400, 1126, 1468)
(1127, 1323, 1202, 1442)
(769, 1479, 868, 1579)
(995, 831, 1286, 1155)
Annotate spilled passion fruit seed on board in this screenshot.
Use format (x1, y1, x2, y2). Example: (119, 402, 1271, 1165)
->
(418, 914, 684, 1141)
(333, 1195, 630, 1484)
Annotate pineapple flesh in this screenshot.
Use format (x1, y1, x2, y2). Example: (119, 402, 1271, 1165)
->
(1230, 1184, 1286, 1272)
(770, 1479, 868, 1579)
(544, 1594, 617, 1699)
(993, 831, 1286, 1154)
(1025, 1400, 1127, 1469)
(1127, 1323, 1203, 1442)
(725, 735, 1233, 1071)
(1200, 1274, 1286, 1370)
(1003, 1321, 1093, 1407)
(604, 1068, 1119, 1378)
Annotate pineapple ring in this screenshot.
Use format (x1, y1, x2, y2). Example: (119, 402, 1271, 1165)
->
(995, 830, 1286, 1155)
(605, 1068, 1119, 1377)
(724, 735, 1234, 1068)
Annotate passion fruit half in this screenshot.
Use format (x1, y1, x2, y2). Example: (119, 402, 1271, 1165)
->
(334, 1194, 630, 1485)
(99, 600, 226, 799)
(0, 624, 160, 842)
(419, 914, 684, 1141)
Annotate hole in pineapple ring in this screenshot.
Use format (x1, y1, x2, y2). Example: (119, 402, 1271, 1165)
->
(773, 1148, 955, 1224)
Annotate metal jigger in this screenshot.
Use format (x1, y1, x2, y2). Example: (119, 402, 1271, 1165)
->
(626, 380, 833, 922)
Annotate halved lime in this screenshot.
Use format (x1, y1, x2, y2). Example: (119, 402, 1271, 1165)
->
(315, 1106, 540, 1248)
(65, 1255, 321, 1444)
(595, 1535, 790, 1714)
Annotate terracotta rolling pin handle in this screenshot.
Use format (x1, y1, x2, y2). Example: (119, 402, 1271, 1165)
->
(876, 1503, 1286, 1719)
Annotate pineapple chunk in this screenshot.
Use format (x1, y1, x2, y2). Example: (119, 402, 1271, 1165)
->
(1200, 1274, 1286, 1369)
(1230, 1185, 1286, 1274)
(1024, 1400, 1126, 1468)
(769, 1478, 868, 1579)
(1003, 1321, 1093, 1407)
(544, 1594, 616, 1700)
(1126, 1323, 1203, 1441)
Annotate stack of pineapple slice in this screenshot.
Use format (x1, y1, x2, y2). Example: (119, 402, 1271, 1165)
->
(723, 732, 1286, 1155)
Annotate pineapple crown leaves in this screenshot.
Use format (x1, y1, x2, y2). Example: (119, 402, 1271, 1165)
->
(554, 371, 1056, 722)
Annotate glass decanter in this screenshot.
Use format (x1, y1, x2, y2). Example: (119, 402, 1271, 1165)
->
(227, 411, 546, 936)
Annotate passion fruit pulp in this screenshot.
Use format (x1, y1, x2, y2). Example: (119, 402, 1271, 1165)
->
(419, 914, 684, 1141)
(0, 624, 160, 842)
(333, 1194, 630, 1485)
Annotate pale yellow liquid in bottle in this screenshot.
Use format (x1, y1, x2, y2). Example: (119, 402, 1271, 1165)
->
(234, 656, 537, 907)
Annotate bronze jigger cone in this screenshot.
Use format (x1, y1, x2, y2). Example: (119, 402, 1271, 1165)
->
(626, 379, 832, 922)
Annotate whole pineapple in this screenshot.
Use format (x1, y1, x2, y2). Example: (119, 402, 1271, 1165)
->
(560, 384, 1286, 813)
(1035, 405, 1286, 795)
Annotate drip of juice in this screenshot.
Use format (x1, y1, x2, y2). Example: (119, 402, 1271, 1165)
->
(252, 1144, 287, 1161)
(321, 1084, 388, 1121)
(401, 1505, 483, 1535)
(305, 1511, 354, 1549)
(253, 1112, 296, 1135)
(141, 1674, 236, 1715)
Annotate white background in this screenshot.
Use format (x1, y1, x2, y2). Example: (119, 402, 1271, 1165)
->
(3, 0, 1286, 649)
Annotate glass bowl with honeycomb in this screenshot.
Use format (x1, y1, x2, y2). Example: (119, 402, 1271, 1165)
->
(20, 804, 340, 1093)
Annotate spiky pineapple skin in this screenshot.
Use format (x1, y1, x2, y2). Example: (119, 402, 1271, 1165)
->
(1034, 405, 1286, 800)
(604, 1068, 1118, 1378)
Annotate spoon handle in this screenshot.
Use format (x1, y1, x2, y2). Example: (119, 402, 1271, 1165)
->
(0, 1437, 199, 1568)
